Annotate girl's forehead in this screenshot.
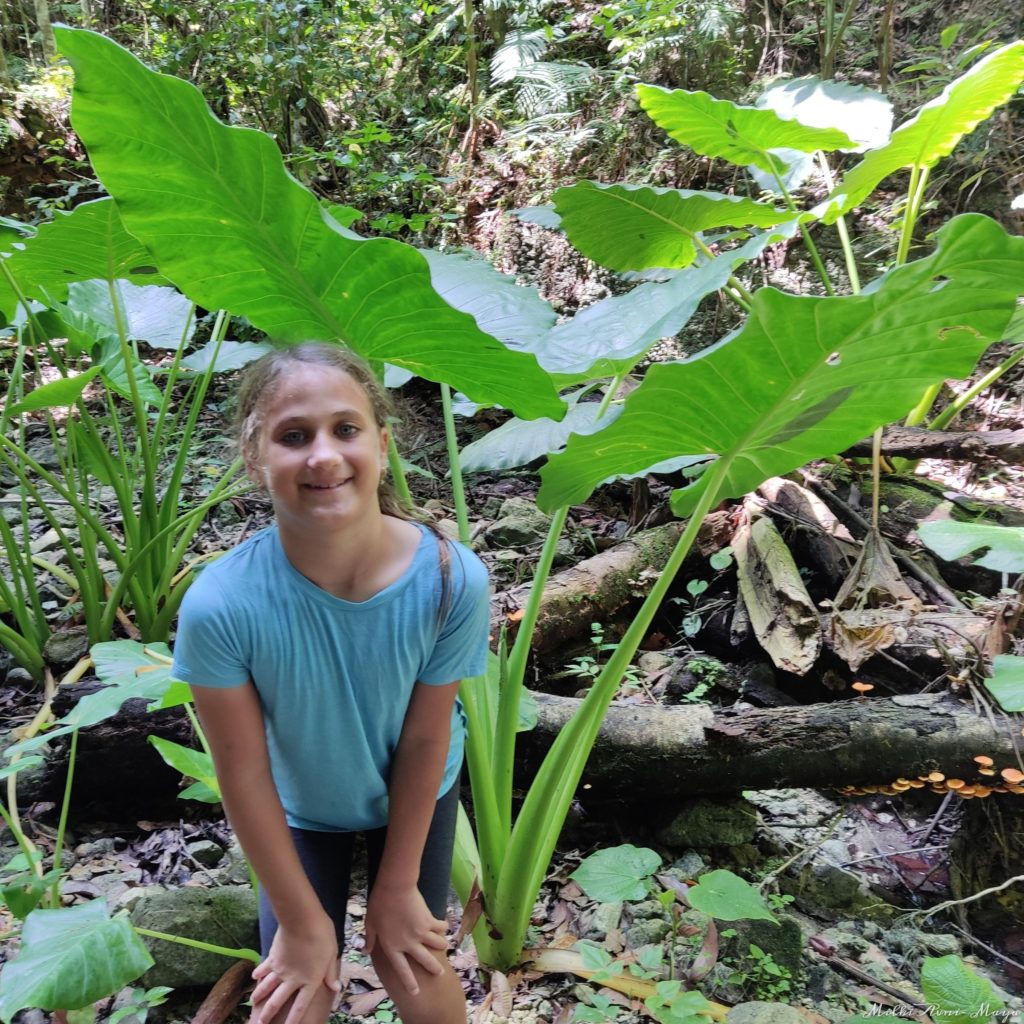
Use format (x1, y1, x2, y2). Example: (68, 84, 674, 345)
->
(265, 364, 373, 413)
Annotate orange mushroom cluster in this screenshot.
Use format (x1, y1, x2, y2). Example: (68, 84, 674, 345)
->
(835, 755, 1024, 799)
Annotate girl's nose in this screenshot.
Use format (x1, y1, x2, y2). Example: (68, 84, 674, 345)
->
(307, 431, 342, 466)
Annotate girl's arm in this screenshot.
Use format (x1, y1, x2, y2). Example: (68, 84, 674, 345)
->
(364, 678, 461, 994)
(190, 681, 340, 1024)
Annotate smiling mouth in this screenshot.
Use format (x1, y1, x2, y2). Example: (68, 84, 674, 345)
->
(303, 480, 349, 490)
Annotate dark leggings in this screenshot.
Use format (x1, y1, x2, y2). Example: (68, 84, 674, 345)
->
(258, 782, 460, 956)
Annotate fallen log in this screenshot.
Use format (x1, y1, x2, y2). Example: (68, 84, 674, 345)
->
(521, 692, 1022, 797)
(844, 426, 1024, 464)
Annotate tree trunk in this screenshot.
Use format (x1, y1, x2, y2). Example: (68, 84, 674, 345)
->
(520, 692, 1021, 797)
(33, 0, 55, 62)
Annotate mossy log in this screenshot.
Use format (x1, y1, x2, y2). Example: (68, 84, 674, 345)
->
(844, 426, 1024, 464)
(520, 692, 1021, 797)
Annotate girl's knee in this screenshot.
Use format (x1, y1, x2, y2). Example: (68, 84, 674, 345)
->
(370, 949, 465, 1024)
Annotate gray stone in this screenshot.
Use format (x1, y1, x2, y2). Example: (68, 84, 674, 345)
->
(43, 627, 91, 671)
(638, 652, 673, 675)
(624, 917, 671, 946)
(630, 899, 665, 921)
(727, 1002, 807, 1024)
(74, 837, 120, 860)
(668, 851, 708, 879)
(116, 884, 165, 913)
(584, 900, 623, 939)
(29, 528, 61, 553)
(485, 497, 551, 547)
(6, 667, 36, 687)
(186, 840, 225, 868)
(658, 798, 759, 850)
(209, 837, 252, 886)
(24, 439, 60, 469)
(129, 885, 259, 988)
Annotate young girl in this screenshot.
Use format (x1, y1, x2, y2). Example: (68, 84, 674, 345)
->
(171, 344, 490, 1024)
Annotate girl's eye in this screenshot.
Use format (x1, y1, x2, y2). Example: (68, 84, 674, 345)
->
(279, 429, 306, 445)
(336, 424, 359, 437)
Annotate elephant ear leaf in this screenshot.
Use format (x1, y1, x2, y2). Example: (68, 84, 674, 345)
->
(637, 84, 856, 173)
(821, 40, 1024, 222)
(55, 28, 562, 420)
(552, 181, 790, 271)
(538, 215, 1024, 515)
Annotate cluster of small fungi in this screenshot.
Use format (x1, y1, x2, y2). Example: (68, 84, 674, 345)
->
(835, 756, 1024, 799)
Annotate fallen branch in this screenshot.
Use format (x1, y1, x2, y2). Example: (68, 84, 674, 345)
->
(844, 426, 1024, 464)
(520, 693, 1022, 796)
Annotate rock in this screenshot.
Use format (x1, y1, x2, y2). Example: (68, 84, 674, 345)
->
(624, 917, 671, 946)
(781, 862, 895, 922)
(657, 798, 759, 850)
(186, 840, 225, 868)
(727, 914, 805, 983)
(486, 497, 551, 547)
(116, 884, 165, 913)
(584, 900, 623, 939)
(43, 627, 91, 671)
(74, 837, 121, 860)
(668, 851, 707, 878)
(129, 885, 259, 988)
(24, 438, 60, 469)
(885, 925, 960, 958)
(638, 652, 673, 675)
(6, 667, 37, 687)
(630, 899, 665, 921)
(210, 837, 252, 886)
(727, 1002, 807, 1024)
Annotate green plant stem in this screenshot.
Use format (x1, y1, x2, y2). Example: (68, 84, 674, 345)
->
(928, 345, 1024, 432)
(691, 235, 754, 309)
(49, 729, 78, 907)
(386, 434, 414, 508)
(896, 165, 930, 268)
(133, 927, 260, 964)
(769, 166, 834, 296)
(29, 556, 78, 592)
(817, 153, 860, 294)
(481, 458, 730, 969)
(0, 800, 43, 884)
(440, 382, 471, 545)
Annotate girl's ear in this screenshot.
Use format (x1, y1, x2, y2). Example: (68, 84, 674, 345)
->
(378, 427, 389, 464)
(245, 457, 265, 487)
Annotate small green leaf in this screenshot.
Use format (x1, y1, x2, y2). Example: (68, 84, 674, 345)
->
(554, 181, 789, 271)
(920, 954, 1004, 1024)
(181, 340, 272, 374)
(576, 940, 612, 971)
(918, 521, 1024, 572)
(0, 902, 153, 1021)
(985, 655, 1024, 713)
(147, 737, 216, 786)
(8, 367, 102, 414)
(686, 869, 777, 923)
(0, 757, 44, 781)
(637, 85, 856, 173)
(97, 336, 163, 407)
(571, 844, 661, 902)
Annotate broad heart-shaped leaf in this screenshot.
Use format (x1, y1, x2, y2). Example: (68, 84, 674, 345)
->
(5, 642, 174, 757)
(0, 902, 153, 1021)
(182, 339, 273, 374)
(918, 521, 1024, 572)
(686, 870, 777, 923)
(57, 28, 561, 420)
(821, 41, 1024, 222)
(419, 248, 557, 348)
(66, 280, 195, 350)
(538, 215, 1024, 515)
(637, 85, 856, 174)
(518, 219, 802, 383)
(459, 393, 619, 473)
(749, 77, 893, 193)
(920, 954, 1003, 1024)
(148, 737, 220, 803)
(0, 199, 163, 323)
(553, 181, 789, 271)
(570, 844, 662, 903)
(985, 655, 1024, 713)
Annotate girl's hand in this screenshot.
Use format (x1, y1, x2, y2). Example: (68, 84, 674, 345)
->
(250, 914, 340, 1024)
(364, 883, 448, 995)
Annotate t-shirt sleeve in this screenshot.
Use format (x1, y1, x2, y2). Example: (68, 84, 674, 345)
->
(419, 544, 490, 684)
(171, 571, 251, 688)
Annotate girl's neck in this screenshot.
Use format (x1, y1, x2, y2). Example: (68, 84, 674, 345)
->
(278, 513, 422, 602)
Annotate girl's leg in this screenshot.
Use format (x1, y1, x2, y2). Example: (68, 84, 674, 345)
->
(256, 828, 356, 1024)
(365, 783, 465, 1023)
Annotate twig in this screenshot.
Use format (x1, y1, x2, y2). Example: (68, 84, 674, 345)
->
(816, 952, 929, 1010)
(949, 922, 1024, 974)
(914, 873, 1024, 921)
(917, 792, 953, 848)
(842, 844, 947, 867)
(759, 812, 843, 892)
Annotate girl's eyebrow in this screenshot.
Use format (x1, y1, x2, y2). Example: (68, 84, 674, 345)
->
(272, 408, 368, 425)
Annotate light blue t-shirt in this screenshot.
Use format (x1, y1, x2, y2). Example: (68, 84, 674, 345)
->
(171, 523, 490, 831)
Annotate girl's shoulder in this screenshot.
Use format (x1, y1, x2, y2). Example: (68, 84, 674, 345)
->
(185, 526, 282, 603)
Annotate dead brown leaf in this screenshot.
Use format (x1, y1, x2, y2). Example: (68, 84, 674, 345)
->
(345, 989, 388, 1016)
(490, 970, 513, 1018)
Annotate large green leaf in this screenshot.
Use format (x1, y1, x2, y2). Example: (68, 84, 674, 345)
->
(985, 655, 1024, 713)
(538, 215, 1024, 514)
(517, 219, 802, 382)
(66, 280, 195, 350)
(553, 181, 789, 271)
(8, 367, 102, 414)
(0, 902, 153, 1021)
(637, 85, 856, 174)
(918, 521, 1024, 572)
(821, 41, 1024, 222)
(5, 642, 175, 757)
(749, 77, 892, 192)
(56, 28, 561, 420)
(570, 844, 661, 903)
(920, 955, 1003, 1024)
(0, 199, 162, 322)
(459, 392, 618, 473)
(419, 249, 557, 348)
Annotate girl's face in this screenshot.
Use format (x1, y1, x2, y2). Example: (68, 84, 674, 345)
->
(249, 364, 389, 536)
